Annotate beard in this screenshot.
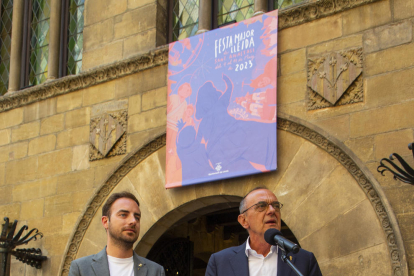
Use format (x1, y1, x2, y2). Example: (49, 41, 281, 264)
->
(108, 224, 139, 250)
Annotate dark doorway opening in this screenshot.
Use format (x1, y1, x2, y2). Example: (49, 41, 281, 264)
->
(146, 203, 299, 276)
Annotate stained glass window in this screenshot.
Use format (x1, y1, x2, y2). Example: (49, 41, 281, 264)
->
(273, 0, 307, 9)
(67, 0, 84, 75)
(0, 0, 13, 95)
(29, 0, 51, 86)
(172, 0, 199, 41)
(217, 0, 254, 27)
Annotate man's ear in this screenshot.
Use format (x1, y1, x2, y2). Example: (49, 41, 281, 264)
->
(238, 214, 249, 230)
(102, 216, 109, 230)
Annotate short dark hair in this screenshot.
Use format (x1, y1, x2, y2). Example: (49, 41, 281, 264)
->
(239, 186, 269, 213)
(102, 191, 140, 219)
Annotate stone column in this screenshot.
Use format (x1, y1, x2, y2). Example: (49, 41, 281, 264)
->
(8, 0, 24, 93)
(254, 0, 268, 16)
(196, 0, 212, 34)
(48, 0, 62, 80)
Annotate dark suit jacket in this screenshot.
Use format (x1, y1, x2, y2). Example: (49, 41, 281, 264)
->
(205, 242, 322, 276)
(68, 247, 165, 276)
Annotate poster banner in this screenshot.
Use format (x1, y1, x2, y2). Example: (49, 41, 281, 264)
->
(166, 10, 278, 188)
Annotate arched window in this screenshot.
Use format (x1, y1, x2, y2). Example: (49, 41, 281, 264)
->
(170, 0, 200, 42)
(215, 0, 254, 28)
(0, 0, 13, 95)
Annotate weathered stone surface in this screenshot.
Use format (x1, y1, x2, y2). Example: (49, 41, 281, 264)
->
(383, 185, 414, 215)
(91, 99, 128, 117)
(397, 213, 414, 242)
(277, 71, 307, 104)
(72, 144, 90, 171)
(83, 18, 114, 51)
(142, 86, 167, 111)
(0, 129, 10, 146)
(0, 108, 23, 130)
(127, 126, 164, 152)
(375, 129, 413, 161)
(93, 162, 118, 187)
(0, 163, 4, 186)
(84, 0, 127, 26)
(38, 149, 73, 177)
(28, 216, 62, 235)
(83, 41, 123, 71)
(366, 43, 414, 77)
(83, 81, 115, 106)
(72, 189, 95, 212)
(57, 170, 94, 194)
(364, 20, 412, 53)
(77, 214, 108, 258)
(314, 115, 350, 142)
(114, 5, 156, 40)
(62, 212, 81, 234)
(345, 136, 375, 163)
(394, 0, 414, 20)
(319, 243, 391, 276)
(20, 198, 44, 220)
(115, 66, 167, 98)
(342, 0, 391, 35)
(350, 101, 414, 137)
(128, 0, 154, 9)
(279, 15, 342, 53)
(43, 234, 70, 256)
(285, 165, 366, 239)
(65, 107, 91, 129)
(57, 91, 83, 113)
(0, 185, 12, 204)
(6, 156, 38, 184)
(300, 199, 385, 262)
(128, 107, 166, 133)
(8, 142, 28, 161)
(28, 134, 56, 156)
(57, 126, 89, 149)
(128, 94, 142, 115)
(23, 98, 56, 123)
(280, 49, 306, 76)
(124, 29, 157, 58)
(12, 177, 56, 202)
(275, 142, 339, 218)
(40, 113, 65, 135)
(44, 194, 73, 217)
(307, 34, 363, 56)
(0, 203, 20, 220)
(11, 121, 40, 142)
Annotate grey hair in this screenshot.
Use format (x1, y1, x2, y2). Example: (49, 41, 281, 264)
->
(239, 186, 269, 213)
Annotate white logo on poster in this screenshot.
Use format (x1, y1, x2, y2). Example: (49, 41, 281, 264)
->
(215, 163, 222, 172)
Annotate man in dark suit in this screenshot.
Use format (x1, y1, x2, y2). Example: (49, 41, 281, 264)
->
(68, 191, 165, 276)
(205, 187, 322, 276)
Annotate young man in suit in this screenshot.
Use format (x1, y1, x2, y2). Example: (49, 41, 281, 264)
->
(206, 187, 322, 276)
(68, 191, 165, 276)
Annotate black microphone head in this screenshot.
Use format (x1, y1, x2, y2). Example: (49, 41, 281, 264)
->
(264, 228, 283, 245)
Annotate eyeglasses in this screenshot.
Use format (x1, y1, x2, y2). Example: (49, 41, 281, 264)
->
(241, 201, 283, 214)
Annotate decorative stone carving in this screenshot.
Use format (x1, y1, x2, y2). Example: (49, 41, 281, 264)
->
(307, 48, 363, 110)
(278, 0, 381, 30)
(0, 47, 169, 113)
(59, 117, 407, 276)
(89, 110, 127, 161)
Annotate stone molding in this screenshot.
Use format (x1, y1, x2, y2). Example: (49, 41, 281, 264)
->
(278, 0, 381, 30)
(0, 46, 169, 113)
(59, 115, 408, 276)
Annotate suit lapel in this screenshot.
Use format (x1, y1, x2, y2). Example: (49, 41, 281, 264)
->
(277, 247, 294, 276)
(133, 252, 147, 276)
(91, 248, 111, 276)
(229, 243, 249, 276)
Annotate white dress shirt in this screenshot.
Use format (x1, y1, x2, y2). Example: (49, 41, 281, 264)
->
(245, 238, 278, 276)
(107, 255, 134, 276)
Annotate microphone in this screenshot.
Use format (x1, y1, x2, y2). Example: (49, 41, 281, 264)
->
(264, 228, 300, 254)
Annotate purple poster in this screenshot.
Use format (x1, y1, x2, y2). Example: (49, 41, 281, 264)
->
(166, 10, 278, 189)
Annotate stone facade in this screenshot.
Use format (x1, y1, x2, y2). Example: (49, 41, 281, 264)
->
(0, 0, 414, 275)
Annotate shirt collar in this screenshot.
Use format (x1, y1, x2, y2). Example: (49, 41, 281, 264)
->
(245, 237, 277, 257)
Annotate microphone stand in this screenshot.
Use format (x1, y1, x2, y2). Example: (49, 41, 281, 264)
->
(279, 245, 304, 276)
